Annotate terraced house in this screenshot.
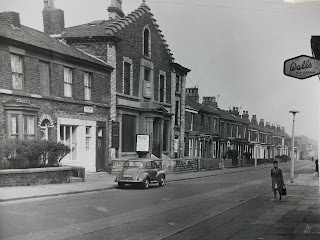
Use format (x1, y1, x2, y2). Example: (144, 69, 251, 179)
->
(0, 9, 113, 172)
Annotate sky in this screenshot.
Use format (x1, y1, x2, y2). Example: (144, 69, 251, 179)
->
(0, 0, 319, 140)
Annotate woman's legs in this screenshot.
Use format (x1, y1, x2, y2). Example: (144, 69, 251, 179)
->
(274, 190, 277, 201)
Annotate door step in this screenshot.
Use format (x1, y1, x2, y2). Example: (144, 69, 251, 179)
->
(69, 177, 83, 183)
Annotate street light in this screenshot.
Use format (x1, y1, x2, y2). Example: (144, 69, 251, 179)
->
(289, 110, 299, 183)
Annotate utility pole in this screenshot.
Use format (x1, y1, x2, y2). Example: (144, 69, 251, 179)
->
(289, 110, 299, 183)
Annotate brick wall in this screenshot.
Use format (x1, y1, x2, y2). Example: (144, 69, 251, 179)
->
(114, 12, 172, 101)
(24, 56, 41, 94)
(50, 62, 64, 97)
(0, 49, 12, 89)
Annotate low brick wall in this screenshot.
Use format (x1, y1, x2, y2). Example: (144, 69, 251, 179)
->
(0, 166, 85, 187)
(173, 158, 221, 173)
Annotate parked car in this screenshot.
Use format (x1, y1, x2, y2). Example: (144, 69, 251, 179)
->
(115, 158, 165, 189)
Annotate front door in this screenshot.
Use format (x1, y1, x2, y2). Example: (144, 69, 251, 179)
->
(96, 123, 106, 172)
(152, 119, 161, 158)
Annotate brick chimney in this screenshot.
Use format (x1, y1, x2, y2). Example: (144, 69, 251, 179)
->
(203, 96, 218, 109)
(259, 119, 264, 127)
(271, 124, 276, 131)
(242, 111, 249, 120)
(251, 115, 258, 125)
(186, 87, 199, 103)
(42, 0, 65, 35)
(0, 12, 20, 28)
(276, 125, 281, 131)
(281, 127, 285, 132)
(108, 0, 125, 20)
(230, 107, 239, 116)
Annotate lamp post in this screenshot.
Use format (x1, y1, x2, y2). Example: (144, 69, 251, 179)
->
(289, 110, 299, 183)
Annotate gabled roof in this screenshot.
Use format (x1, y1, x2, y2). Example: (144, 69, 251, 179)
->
(63, 3, 174, 61)
(216, 109, 249, 124)
(248, 121, 291, 138)
(0, 22, 112, 68)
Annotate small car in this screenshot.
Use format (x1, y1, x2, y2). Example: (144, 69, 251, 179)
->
(115, 158, 165, 189)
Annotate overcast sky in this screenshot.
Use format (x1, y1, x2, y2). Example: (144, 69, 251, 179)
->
(1, 0, 319, 140)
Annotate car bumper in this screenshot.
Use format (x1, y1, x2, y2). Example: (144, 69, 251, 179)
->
(115, 179, 143, 183)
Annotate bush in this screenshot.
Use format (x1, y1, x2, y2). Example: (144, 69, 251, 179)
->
(243, 152, 252, 160)
(227, 150, 238, 160)
(0, 139, 70, 169)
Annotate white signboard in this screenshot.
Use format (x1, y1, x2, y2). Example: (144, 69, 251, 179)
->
(84, 106, 94, 113)
(284, 55, 320, 79)
(136, 135, 150, 152)
(174, 139, 179, 153)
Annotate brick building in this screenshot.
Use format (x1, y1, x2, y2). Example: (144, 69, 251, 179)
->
(0, 9, 113, 172)
(61, 0, 190, 163)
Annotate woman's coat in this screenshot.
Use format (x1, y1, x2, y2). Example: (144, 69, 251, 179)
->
(271, 167, 284, 193)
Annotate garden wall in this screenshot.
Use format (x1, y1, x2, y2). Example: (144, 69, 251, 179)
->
(0, 166, 85, 187)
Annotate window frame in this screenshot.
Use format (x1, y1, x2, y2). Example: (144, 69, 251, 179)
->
(6, 111, 37, 140)
(123, 57, 133, 95)
(159, 71, 166, 103)
(64, 67, 73, 98)
(142, 25, 151, 58)
(39, 61, 51, 96)
(84, 72, 92, 101)
(10, 53, 24, 90)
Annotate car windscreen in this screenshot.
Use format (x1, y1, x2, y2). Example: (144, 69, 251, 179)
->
(124, 161, 144, 168)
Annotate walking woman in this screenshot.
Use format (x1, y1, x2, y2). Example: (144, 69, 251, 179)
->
(271, 160, 284, 201)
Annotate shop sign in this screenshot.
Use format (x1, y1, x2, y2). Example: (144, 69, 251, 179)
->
(84, 106, 94, 113)
(284, 55, 320, 79)
(143, 80, 152, 98)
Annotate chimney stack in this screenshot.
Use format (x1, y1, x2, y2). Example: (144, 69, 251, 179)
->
(202, 96, 218, 109)
(271, 124, 276, 131)
(108, 0, 125, 20)
(251, 115, 258, 125)
(0, 12, 21, 28)
(186, 87, 199, 103)
(265, 122, 271, 129)
(259, 119, 265, 127)
(242, 111, 249, 120)
(43, 0, 65, 35)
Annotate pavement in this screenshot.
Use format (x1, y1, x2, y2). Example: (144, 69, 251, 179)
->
(0, 162, 283, 202)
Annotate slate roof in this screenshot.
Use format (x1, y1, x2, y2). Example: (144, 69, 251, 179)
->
(185, 97, 220, 116)
(0, 22, 111, 68)
(63, 3, 174, 61)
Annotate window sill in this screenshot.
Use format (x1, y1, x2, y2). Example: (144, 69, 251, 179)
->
(116, 93, 140, 101)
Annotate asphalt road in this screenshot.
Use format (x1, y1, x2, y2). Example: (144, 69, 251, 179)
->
(0, 161, 315, 240)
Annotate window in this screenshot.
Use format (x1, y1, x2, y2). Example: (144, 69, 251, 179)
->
(122, 115, 136, 152)
(159, 74, 165, 102)
(23, 115, 35, 140)
(7, 113, 36, 140)
(175, 101, 179, 126)
(123, 62, 131, 95)
(10, 54, 24, 90)
(194, 139, 198, 157)
(176, 75, 181, 93)
(64, 67, 73, 98)
(39, 61, 50, 96)
(189, 139, 194, 157)
(143, 27, 151, 57)
(86, 126, 91, 151)
(190, 113, 194, 131)
(60, 125, 77, 161)
(144, 68, 151, 81)
(84, 72, 92, 101)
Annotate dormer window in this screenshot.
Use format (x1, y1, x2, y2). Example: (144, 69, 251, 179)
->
(143, 26, 151, 57)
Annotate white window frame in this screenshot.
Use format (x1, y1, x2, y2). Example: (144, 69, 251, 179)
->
(6, 111, 37, 140)
(122, 57, 133, 95)
(84, 72, 92, 101)
(64, 67, 73, 98)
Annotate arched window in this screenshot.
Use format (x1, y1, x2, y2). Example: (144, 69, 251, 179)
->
(143, 26, 151, 57)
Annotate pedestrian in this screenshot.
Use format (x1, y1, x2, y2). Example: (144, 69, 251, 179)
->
(315, 159, 319, 177)
(271, 160, 284, 201)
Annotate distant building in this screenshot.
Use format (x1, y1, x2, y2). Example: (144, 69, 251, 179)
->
(0, 9, 113, 172)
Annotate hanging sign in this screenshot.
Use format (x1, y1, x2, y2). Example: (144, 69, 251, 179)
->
(283, 55, 320, 79)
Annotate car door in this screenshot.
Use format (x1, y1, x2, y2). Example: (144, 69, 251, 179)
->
(149, 161, 158, 181)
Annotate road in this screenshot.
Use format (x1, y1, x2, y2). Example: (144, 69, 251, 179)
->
(0, 160, 315, 240)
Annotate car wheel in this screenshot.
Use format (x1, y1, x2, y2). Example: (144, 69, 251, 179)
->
(143, 178, 150, 189)
(159, 177, 165, 187)
(118, 182, 125, 189)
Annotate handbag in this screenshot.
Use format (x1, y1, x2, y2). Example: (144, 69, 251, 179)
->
(282, 185, 287, 195)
